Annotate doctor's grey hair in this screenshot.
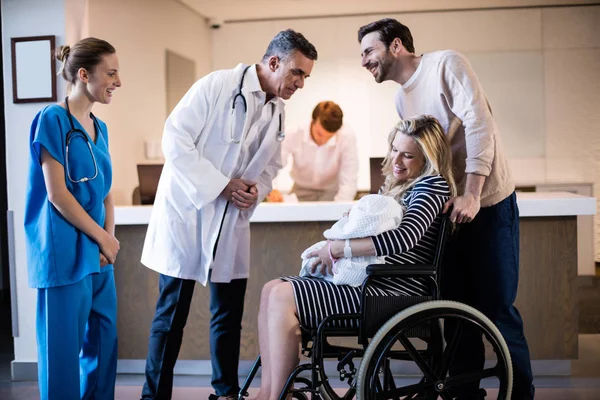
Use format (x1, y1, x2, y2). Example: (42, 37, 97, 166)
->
(262, 29, 318, 63)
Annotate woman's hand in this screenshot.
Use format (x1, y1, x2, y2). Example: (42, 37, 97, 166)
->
(308, 240, 340, 276)
(99, 233, 120, 264)
(100, 253, 110, 267)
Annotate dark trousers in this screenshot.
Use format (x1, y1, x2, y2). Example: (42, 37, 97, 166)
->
(442, 192, 535, 399)
(141, 272, 248, 399)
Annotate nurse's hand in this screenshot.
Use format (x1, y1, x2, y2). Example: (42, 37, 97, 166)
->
(99, 234, 120, 264)
(100, 254, 110, 267)
(232, 185, 259, 211)
(222, 179, 254, 202)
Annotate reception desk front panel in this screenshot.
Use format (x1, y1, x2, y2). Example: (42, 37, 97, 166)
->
(113, 193, 596, 365)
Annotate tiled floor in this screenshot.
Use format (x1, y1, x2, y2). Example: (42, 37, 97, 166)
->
(2, 304, 600, 399)
(3, 340, 600, 400)
(2, 376, 600, 399)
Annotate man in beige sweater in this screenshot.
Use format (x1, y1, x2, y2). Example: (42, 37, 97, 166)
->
(358, 18, 534, 399)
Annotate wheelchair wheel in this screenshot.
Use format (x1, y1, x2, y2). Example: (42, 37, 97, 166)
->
(356, 301, 512, 400)
(291, 391, 309, 400)
(290, 377, 311, 400)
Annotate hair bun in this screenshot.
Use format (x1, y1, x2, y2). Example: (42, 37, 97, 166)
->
(55, 45, 71, 62)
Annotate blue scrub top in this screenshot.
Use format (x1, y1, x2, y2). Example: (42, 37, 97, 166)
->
(24, 104, 113, 289)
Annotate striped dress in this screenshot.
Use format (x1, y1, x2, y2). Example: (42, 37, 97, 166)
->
(281, 175, 450, 329)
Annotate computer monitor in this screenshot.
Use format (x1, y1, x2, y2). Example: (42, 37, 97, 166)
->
(137, 164, 163, 205)
(370, 157, 385, 194)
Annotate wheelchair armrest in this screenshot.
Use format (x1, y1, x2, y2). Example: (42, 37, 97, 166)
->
(365, 263, 436, 277)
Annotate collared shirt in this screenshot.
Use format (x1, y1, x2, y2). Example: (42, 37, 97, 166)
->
(276, 123, 358, 201)
(235, 65, 280, 174)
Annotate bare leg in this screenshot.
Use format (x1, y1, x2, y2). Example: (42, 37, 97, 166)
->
(267, 282, 301, 400)
(251, 279, 287, 400)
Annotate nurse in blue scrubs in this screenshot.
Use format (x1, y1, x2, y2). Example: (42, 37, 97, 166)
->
(23, 37, 122, 400)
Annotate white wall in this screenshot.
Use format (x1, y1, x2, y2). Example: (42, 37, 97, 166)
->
(182, 0, 600, 21)
(212, 5, 600, 260)
(542, 5, 600, 261)
(87, 0, 212, 205)
(212, 8, 548, 190)
(65, 0, 89, 44)
(3, 2, 598, 371)
(2, 0, 68, 365)
(3, 0, 212, 370)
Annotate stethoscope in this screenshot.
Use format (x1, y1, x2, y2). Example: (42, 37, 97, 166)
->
(64, 96, 100, 183)
(229, 65, 285, 144)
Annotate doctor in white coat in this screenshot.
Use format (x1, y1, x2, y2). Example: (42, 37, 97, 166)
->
(139, 29, 317, 400)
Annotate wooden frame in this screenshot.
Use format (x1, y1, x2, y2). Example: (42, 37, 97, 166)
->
(11, 35, 57, 104)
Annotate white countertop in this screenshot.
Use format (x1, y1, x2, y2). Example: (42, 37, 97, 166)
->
(115, 192, 596, 225)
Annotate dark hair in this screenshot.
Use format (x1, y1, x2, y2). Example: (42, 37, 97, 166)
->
(55, 37, 116, 84)
(357, 18, 415, 53)
(262, 29, 318, 63)
(312, 101, 343, 133)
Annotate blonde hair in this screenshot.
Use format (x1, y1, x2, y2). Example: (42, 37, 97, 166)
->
(381, 115, 457, 201)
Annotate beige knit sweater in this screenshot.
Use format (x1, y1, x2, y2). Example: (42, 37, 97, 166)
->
(395, 50, 514, 207)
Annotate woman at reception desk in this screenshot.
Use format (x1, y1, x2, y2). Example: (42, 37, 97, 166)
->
(269, 101, 358, 202)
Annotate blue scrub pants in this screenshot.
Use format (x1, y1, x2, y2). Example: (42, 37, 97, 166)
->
(36, 270, 118, 400)
(442, 192, 535, 399)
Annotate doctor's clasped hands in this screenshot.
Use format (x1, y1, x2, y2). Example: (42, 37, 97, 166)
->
(221, 178, 259, 210)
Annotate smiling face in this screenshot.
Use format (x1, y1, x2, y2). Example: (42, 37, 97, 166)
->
(83, 52, 122, 104)
(270, 50, 314, 100)
(390, 131, 426, 181)
(360, 32, 395, 83)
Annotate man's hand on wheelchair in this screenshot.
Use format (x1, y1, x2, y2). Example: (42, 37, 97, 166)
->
(443, 193, 481, 224)
(308, 241, 336, 276)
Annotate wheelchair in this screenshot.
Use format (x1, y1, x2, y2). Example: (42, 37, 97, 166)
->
(239, 214, 513, 400)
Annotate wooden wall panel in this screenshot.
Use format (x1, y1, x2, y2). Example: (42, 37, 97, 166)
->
(515, 217, 578, 359)
(115, 217, 578, 361)
(114, 222, 331, 360)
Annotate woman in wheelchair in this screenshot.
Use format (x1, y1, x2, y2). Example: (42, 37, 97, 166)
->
(251, 115, 458, 400)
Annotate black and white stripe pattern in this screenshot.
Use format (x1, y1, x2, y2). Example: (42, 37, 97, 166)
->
(281, 175, 450, 330)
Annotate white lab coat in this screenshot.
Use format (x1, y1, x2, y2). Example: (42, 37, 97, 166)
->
(141, 64, 285, 285)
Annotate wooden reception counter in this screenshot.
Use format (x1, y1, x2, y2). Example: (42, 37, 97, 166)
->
(113, 192, 596, 374)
